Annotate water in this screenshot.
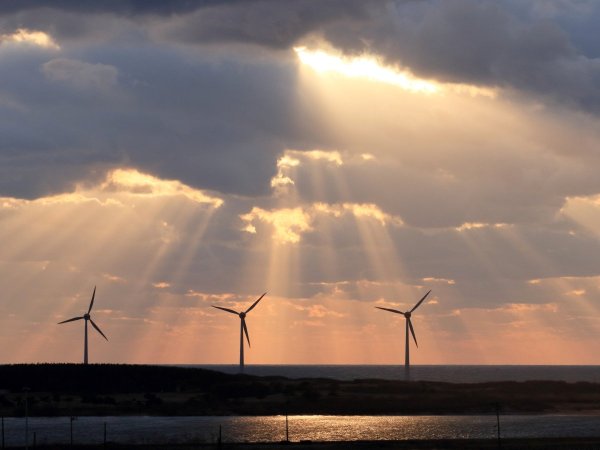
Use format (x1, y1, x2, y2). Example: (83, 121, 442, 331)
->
(190, 365, 600, 383)
(2, 415, 600, 446)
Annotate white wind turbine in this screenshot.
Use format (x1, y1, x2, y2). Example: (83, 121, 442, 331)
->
(212, 292, 267, 372)
(375, 290, 431, 367)
(58, 286, 107, 364)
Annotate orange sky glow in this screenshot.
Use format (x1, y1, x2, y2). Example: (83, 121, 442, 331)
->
(1, 14, 600, 366)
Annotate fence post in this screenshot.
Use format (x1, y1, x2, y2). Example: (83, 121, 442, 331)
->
(32, 432, 36, 449)
(1, 415, 4, 450)
(23, 387, 30, 450)
(285, 413, 289, 443)
(495, 402, 501, 449)
(70, 416, 77, 447)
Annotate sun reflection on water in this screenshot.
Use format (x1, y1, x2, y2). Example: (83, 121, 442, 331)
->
(3, 414, 600, 446)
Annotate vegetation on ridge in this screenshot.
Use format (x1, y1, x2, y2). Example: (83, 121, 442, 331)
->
(1, 364, 599, 417)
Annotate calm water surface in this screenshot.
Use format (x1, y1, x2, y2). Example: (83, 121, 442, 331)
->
(3, 415, 600, 446)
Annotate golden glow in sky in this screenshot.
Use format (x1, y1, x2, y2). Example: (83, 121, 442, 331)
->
(294, 46, 439, 94)
(1, 28, 60, 49)
(1, 12, 599, 366)
(241, 206, 313, 244)
(1, 159, 599, 364)
(295, 46, 497, 98)
(103, 168, 224, 207)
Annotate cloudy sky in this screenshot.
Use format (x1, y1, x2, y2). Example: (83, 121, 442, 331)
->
(1, 0, 600, 365)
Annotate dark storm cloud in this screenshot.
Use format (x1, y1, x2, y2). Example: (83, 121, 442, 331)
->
(80, 0, 600, 112)
(160, 0, 370, 49)
(3, 1, 600, 107)
(322, 0, 600, 112)
(0, 0, 216, 16)
(2, 0, 600, 200)
(3, 0, 599, 97)
(2, 0, 360, 199)
(0, 41, 330, 198)
(0, 0, 372, 46)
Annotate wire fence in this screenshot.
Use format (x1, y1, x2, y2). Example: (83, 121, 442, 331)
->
(1, 414, 600, 448)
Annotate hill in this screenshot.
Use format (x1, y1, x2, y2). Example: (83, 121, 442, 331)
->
(1, 364, 599, 416)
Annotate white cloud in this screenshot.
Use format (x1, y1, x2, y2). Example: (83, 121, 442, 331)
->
(240, 202, 402, 244)
(102, 169, 224, 207)
(241, 206, 313, 244)
(1, 28, 60, 49)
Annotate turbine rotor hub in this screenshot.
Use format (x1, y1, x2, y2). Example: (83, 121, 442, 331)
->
(404, 312, 411, 318)
(239, 312, 246, 319)
(84, 313, 90, 320)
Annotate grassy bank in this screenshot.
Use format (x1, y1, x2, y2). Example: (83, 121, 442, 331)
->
(1, 364, 600, 416)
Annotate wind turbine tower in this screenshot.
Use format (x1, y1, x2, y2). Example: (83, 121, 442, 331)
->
(212, 292, 267, 372)
(58, 286, 108, 364)
(375, 290, 431, 367)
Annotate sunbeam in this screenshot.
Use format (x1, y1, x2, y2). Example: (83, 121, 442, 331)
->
(0, 168, 223, 363)
(295, 46, 496, 97)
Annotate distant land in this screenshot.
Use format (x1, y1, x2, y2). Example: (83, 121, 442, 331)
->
(191, 364, 600, 383)
(1, 364, 600, 417)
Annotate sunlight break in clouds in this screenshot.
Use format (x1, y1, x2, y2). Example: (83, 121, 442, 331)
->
(314, 203, 401, 227)
(303, 150, 343, 165)
(561, 194, 600, 237)
(241, 202, 402, 244)
(103, 169, 224, 207)
(0, 28, 60, 49)
(0, 166, 227, 364)
(241, 207, 313, 244)
(271, 149, 343, 189)
(455, 222, 508, 232)
(295, 47, 496, 98)
(295, 46, 439, 94)
(271, 155, 300, 188)
(0, 169, 224, 208)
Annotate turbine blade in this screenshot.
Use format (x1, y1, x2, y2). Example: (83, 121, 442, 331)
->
(89, 318, 108, 341)
(57, 316, 84, 324)
(374, 306, 404, 314)
(408, 318, 418, 347)
(212, 306, 239, 315)
(88, 286, 97, 314)
(245, 292, 267, 314)
(410, 290, 431, 313)
(242, 318, 251, 347)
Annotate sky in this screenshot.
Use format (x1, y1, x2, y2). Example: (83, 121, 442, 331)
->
(1, 0, 600, 365)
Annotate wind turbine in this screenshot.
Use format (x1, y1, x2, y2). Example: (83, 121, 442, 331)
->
(58, 286, 107, 364)
(212, 292, 267, 372)
(375, 290, 431, 367)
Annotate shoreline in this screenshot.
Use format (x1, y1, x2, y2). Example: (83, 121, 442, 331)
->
(3, 410, 600, 417)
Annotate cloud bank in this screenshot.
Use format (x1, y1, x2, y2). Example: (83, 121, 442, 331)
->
(1, 0, 599, 363)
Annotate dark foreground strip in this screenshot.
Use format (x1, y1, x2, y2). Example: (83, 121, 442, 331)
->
(6, 437, 600, 450)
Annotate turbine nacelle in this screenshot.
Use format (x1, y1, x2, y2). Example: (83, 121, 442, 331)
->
(57, 286, 108, 365)
(375, 290, 432, 367)
(212, 292, 267, 371)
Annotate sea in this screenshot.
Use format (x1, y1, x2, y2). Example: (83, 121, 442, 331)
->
(3, 365, 599, 446)
(3, 415, 600, 446)
(190, 364, 600, 383)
